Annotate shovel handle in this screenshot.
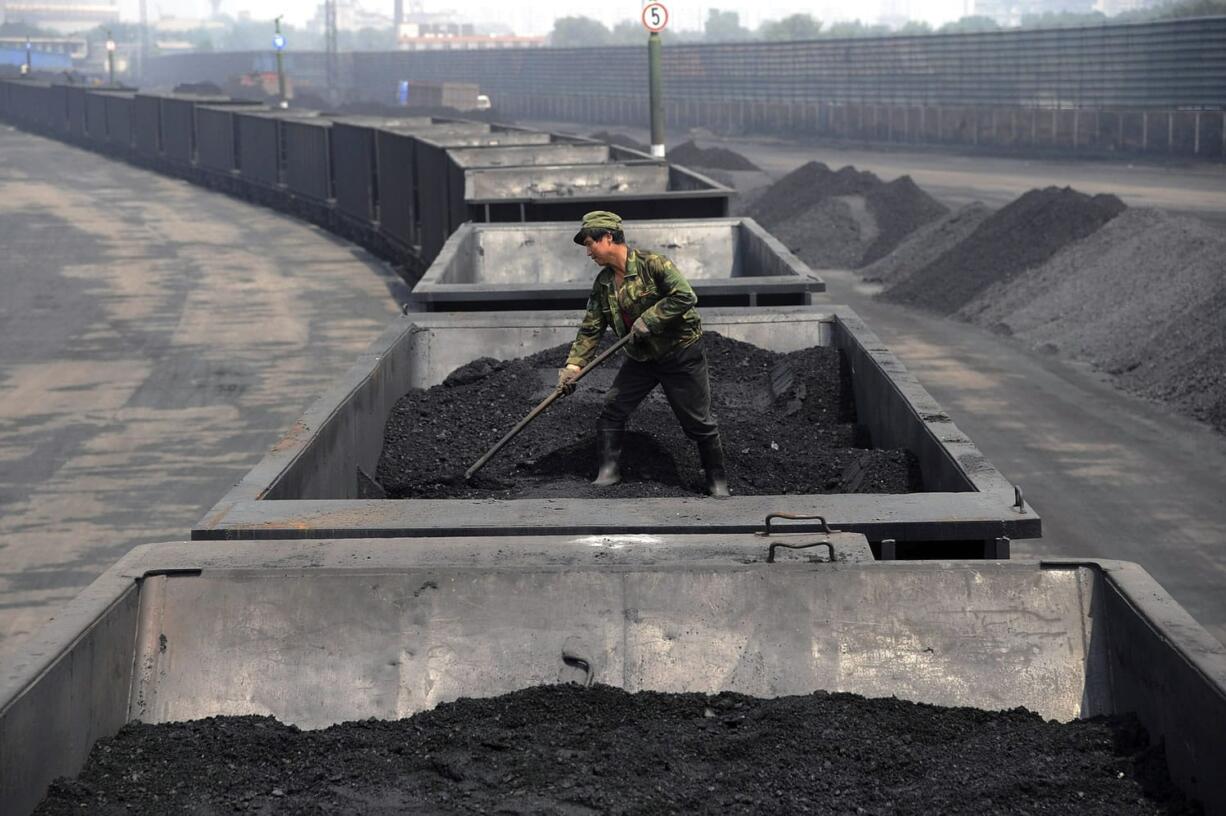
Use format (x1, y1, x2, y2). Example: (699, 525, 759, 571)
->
(464, 333, 634, 481)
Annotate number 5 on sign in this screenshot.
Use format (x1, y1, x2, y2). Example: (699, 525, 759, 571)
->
(642, 2, 669, 32)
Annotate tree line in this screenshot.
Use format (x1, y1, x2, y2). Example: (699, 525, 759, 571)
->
(550, 0, 1226, 46)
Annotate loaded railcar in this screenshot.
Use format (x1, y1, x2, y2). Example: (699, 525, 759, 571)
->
(133, 92, 262, 166)
(194, 103, 255, 174)
(99, 91, 136, 152)
(2, 542, 1223, 816)
(131, 92, 159, 155)
(282, 116, 334, 203)
(413, 133, 618, 265)
(83, 89, 108, 145)
(329, 115, 440, 224)
(375, 122, 549, 255)
(193, 303, 1034, 556)
(231, 108, 323, 190)
(412, 218, 825, 311)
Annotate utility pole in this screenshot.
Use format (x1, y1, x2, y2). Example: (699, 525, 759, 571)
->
(274, 17, 288, 109)
(106, 30, 116, 85)
(325, 0, 338, 104)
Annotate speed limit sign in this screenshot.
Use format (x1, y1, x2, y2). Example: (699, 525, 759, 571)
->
(642, 2, 669, 32)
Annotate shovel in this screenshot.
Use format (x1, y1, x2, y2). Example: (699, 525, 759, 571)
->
(464, 333, 634, 481)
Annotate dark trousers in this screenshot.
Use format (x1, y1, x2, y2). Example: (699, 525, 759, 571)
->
(599, 338, 719, 442)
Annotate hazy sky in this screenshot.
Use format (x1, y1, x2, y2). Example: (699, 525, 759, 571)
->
(119, 0, 969, 36)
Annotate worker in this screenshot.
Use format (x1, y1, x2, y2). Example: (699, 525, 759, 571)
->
(558, 211, 730, 497)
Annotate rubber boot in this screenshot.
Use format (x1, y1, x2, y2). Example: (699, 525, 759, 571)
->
(698, 436, 731, 498)
(593, 423, 624, 487)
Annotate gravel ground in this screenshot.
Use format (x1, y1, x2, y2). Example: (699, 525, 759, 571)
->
(881, 187, 1126, 314)
(747, 162, 946, 269)
(957, 208, 1226, 432)
(34, 685, 1197, 816)
(861, 203, 993, 285)
(375, 333, 920, 499)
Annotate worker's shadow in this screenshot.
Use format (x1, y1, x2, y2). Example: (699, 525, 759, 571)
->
(528, 431, 687, 487)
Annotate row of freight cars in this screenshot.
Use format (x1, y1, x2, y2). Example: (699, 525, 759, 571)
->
(1, 77, 1225, 816)
(0, 78, 731, 275)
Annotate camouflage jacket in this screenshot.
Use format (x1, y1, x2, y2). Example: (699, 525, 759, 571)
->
(566, 249, 702, 367)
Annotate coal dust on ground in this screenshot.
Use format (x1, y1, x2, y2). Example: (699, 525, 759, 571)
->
(375, 333, 920, 499)
(34, 685, 1198, 815)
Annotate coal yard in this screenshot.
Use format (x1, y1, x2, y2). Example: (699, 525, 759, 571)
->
(4, 21, 1226, 816)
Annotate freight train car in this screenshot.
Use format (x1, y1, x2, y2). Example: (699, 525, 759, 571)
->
(2, 541, 1223, 815)
(329, 114, 443, 223)
(412, 218, 824, 310)
(375, 122, 551, 256)
(193, 303, 1035, 556)
(413, 135, 731, 266)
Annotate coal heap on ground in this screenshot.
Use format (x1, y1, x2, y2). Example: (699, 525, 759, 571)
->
(172, 80, 223, 95)
(376, 333, 920, 499)
(35, 685, 1196, 816)
(590, 130, 650, 153)
(958, 208, 1226, 433)
(668, 139, 761, 171)
(748, 161, 879, 226)
(747, 162, 948, 269)
(861, 202, 993, 285)
(881, 186, 1126, 314)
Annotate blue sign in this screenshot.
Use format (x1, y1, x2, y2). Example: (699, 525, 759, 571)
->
(272, 33, 286, 50)
(397, 80, 409, 105)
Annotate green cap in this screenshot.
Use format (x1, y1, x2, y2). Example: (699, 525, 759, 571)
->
(573, 210, 623, 244)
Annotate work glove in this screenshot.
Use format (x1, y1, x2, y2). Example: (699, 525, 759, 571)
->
(557, 365, 581, 394)
(631, 317, 652, 342)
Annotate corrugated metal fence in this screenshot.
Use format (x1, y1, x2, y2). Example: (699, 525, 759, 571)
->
(150, 17, 1226, 110)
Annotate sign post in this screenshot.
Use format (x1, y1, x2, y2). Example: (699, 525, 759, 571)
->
(105, 31, 116, 85)
(642, 2, 668, 158)
(273, 19, 288, 109)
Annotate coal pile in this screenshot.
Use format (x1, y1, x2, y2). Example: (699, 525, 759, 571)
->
(861, 176, 952, 266)
(172, 80, 223, 95)
(375, 333, 920, 499)
(35, 685, 1196, 815)
(590, 130, 651, 153)
(881, 186, 1126, 314)
(747, 162, 948, 269)
(668, 139, 761, 171)
(748, 161, 880, 227)
(958, 208, 1226, 433)
(862, 202, 993, 286)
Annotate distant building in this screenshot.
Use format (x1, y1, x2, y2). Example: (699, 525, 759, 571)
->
(308, 0, 394, 33)
(397, 21, 545, 50)
(0, 0, 118, 33)
(152, 17, 226, 34)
